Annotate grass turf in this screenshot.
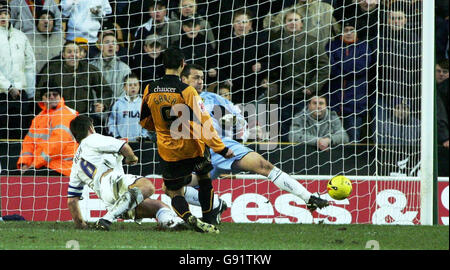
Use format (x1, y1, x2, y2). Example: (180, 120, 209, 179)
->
(0, 221, 448, 250)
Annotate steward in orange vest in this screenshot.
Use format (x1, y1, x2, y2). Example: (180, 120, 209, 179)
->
(17, 88, 79, 176)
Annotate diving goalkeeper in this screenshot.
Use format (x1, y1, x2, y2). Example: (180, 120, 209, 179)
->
(180, 64, 329, 224)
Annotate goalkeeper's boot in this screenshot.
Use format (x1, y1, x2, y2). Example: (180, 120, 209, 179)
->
(202, 199, 228, 225)
(95, 218, 112, 231)
(187, 215, 219, 234)
(306, 195, 329, 212)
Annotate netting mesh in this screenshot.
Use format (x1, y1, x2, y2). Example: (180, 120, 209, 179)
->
(0, 0, 440, 224)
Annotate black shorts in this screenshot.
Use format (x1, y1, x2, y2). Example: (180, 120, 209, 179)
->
(160, 149, 213, 191)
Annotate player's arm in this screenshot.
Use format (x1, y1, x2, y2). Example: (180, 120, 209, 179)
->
(119, 142, 138, 165)
(183, 87, 234, 158)
(67, 196, 88, 229)
(139, 85, 156, 131)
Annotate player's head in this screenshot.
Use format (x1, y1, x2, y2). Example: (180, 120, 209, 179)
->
(70, 115, 95, 143)
(124, 73, 140, 97)
(163, 47, 185, 72)
(181, 64, 204, 92)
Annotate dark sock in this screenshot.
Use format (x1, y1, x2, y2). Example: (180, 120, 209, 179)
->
(198, 178, 214, 218)
(171, 195, 192, 222)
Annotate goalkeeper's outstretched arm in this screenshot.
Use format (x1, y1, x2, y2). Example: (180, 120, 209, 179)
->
(67, 196, 88, 229)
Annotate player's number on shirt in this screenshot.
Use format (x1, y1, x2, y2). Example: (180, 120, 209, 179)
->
(160, 106, 178, 128)
(80, 159, 97, 179)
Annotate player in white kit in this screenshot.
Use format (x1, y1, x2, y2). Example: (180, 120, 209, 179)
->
(67, 115, 185, 231)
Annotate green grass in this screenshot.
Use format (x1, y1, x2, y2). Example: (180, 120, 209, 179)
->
(0, 221, 448, 250)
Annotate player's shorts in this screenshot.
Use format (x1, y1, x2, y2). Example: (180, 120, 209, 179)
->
(98, 170, 143, 221)
(159, 149, 213, 190)
(209, 137, 253, 180)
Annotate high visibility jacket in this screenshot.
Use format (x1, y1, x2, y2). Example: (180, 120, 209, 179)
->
(17, 98, 79, 176)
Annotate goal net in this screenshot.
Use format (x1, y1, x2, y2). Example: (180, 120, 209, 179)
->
(0, 0, 445, 225)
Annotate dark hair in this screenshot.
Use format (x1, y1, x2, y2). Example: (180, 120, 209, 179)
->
(123, 72, 140, 83)
(63, 40, 78, 53)
(163, 47, 185, 70)
(100, 32, 117, 43)
(233, 8, 254, 22)
(36, 9, 55, 20)
(182, 18, 201, 28)
(0, 0, 10, 15)
(70, 115, 94, 143)
(181, 63, 204, 79)
(214, 83, 231, 93)
(148, 0, 167, 10)
(437, 59, 449, 70)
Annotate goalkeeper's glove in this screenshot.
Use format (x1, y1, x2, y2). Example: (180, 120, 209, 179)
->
(220, 114, 237, 127)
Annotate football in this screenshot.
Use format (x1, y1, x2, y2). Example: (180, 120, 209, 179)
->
(327, 175, 353, 200)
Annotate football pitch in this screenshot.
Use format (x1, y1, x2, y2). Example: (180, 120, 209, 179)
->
(0, 221, 447, 250)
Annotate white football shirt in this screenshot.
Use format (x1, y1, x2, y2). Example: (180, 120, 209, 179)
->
(68, 133, 126, 198)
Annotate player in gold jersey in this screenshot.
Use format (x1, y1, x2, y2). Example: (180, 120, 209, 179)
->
(140, 47, 234, 233)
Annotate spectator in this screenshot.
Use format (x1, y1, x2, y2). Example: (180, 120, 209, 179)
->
(338, 0, 382, 52)
(289, 95, 349, 150)
(17, 88, 78, 176)
(90, 32, 131, 99)
(130, 34, 165, 86)
(270, 8, 329, 141)
(436, 59, 449, 103)
(378, 99, 420, 146)
(0, 1, 36, 139)
(29, 10, 64, 74)
(175, 18, 217, 85)
(171, 0, 216, 49)
(378, 5, 421, 120)
(327, 21, 374, 142)
(61, 0, 112, 58)
(436, 59, 449, 148)
(216, 8, 270, 104)
(107, 73, 152, 142)
(9, 0, 62, 38)
(90, 19, 130, 62)
(264, 0, 340, 50)
(37, 41, 113, 120)
(132, 0, 180, 55)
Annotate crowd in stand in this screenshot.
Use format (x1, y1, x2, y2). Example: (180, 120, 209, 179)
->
(0, 0, 448, 151)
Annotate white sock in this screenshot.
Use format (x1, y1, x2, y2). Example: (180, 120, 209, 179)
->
(184, 186, 220, 209)
(102, 187, 144, 222)
(156, 207, 182, 225)
(268, 167, 311, 202)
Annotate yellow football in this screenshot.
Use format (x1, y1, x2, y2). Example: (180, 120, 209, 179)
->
(327, 175, 352, 200)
